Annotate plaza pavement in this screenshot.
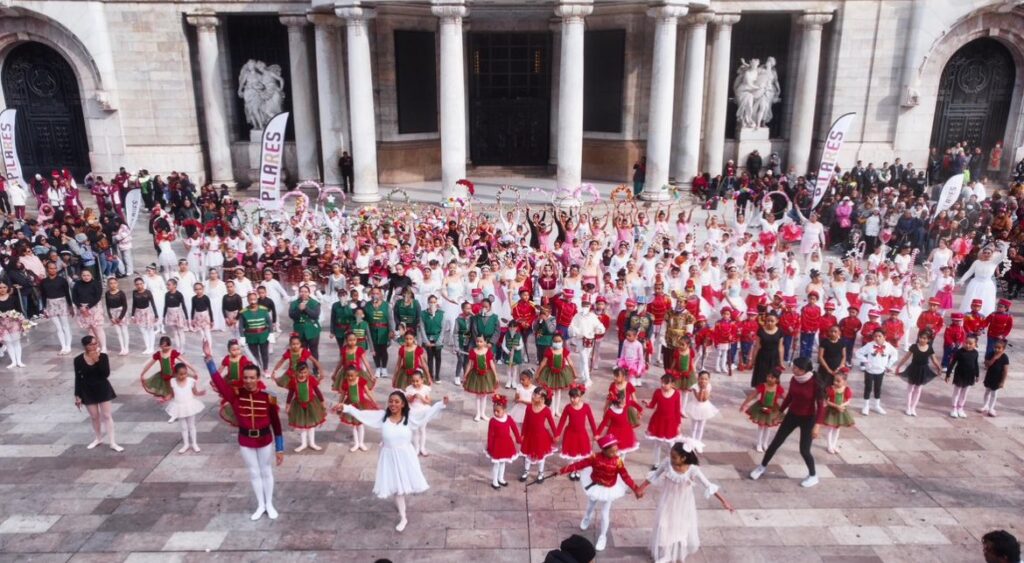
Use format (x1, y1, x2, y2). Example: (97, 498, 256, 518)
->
(0, 188, 1021, 562)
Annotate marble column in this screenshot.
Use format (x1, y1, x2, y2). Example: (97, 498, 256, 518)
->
(702, 13, 740, 178)
(432, 0, 469, 200)
(548, 19, 561, 166)
(672, 11, 714, 185)
(788, 12, 832, 176)
(554, 0, 593, 196)
(186, 12, 234, 186)
(641, 2, 690, 201)
(309, 14, 349, 189)
(335, 2, 380, 203)
(280, 15, 320, 182)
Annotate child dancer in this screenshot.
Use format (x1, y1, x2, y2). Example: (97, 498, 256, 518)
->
(190, 282, 214, 345)
(895, 332, 941, 416)
(555, 384, 597, 480)
(739, 366, 786, 452)
(338, 367, 377, 452)
(486, 394, 521, 489)
(511, 369, 536, 423)
(519, 386, 557, 483)
(166, 362, 206, 454)
(942, 313, 967, 368)
(537, 334, 576, 413)
(557, 434, 644, 552)
(822, 369, 854, 454)
(404, 370, 433, 456)
(394, 331, 431, 389)
(644, 374, 684, 469)
(332, 332, 374, 391)
(665, 339, 696, 408)
(980, 339, 1009, 416)
(606, 367, 643, 429)
(464, 335, 499, 421)
(270, 335, 323, 389)
(162, 279, 189, 350)
(502, 323, 525, 389)
(945, 335, 979, 418)
(216, 339, 256, 425)
(712, 308, 737, 376)
(597, 391, 640, 461)
(685, 371, 720, 442)
(139, 336, 196, 422)
(617, 329, 647, 387)
(286, 362, 327, 452)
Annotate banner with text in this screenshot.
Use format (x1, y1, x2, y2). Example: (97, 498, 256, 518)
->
(124, 188, 143, 230)
(259, 112, 289, 210)
(932, 173, 965, 218)
(811, 112, 857, 209)
(0, 109, 23, 183)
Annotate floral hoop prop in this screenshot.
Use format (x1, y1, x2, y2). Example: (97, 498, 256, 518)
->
(357, 205, 381, 225)
(295, 180, 323, 202)
(762, 190, 792, 218)
(496, 185, 521, 211)
(456, 178, 476, 196)
(573, 183, 601, 206)
(610, 184, 634, 204)
(280, 190, 310, 219)
(319, 186, 347, 207)
(443, 195, 469, 209)
(386, 188, 411, 215)
(552, 186, 579, 208)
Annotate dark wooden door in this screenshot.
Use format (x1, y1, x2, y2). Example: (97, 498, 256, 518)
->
(469, 33, 550, 165)
(930, 38, 1015, 152)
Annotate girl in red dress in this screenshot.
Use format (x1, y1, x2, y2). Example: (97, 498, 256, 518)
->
(464, 335, 499, 421)
(518, 386, 557, 483)
(738, 366, 786, 452)
(139, 336, 198, 422)
(393, 331, 431, 389)
(269, 335, 323, 389)
(337, 367, 378, 452)
(644, 374, 685, 468)
(486, 394, 521, 489)
(286, 362, 327, 452)
(597, 390, 639, 460)
(216, 339, 260, 426)
(555, 384, 598, 480)
(536, 334, 576, 413)
(605, 367, 643, 428)
(331, 333, 374, 391)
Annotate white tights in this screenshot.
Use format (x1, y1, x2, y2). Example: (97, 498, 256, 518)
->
(826, 427, 841, 450)
(51, 316, 72, 352)
(172, 328, 186, 351)
(552, 390, 563, 415)
(905, 384, 924, 412)
(112, 322, 130, 354)
(138, 327, 156, 353)
(522, 457, 546, 478)
(691, 419, 707, 442)
(4, 334, 23, 367)
(350, 425, 366, 449)
(177, 416, 198, 452)
(91, 327, 108, 353)
(981, 389, 1000, 412)
(755, 426, 775, 450)
(951, 386, 970, 410)
(240, 443, 275, 513)
(474, 395, 487, 419)
(295, 428, 319, 451)
(394, 494, 408, 530)
(583, 498, 614, 540)
(413, 424, 428, 454)
(491, 461, 508, 485)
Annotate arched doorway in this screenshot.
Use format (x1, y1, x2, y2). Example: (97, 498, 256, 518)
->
(930, 38, 1015, 155)
(2, 42, 90, 181)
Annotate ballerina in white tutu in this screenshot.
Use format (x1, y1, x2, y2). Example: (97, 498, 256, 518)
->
(337, 390, 448, 532)
(684, 371, 720, 443)
(166, 363, 207, 454)
(959, 246, 1003, 316)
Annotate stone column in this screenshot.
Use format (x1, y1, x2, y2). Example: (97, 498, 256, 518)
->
(672, 11, 713, 185)
(701, 13, 740, 178)
(432, 0, 469, 200)
(336, 2, 380, 203)
(281, 15, 320, 182)
(554, 0, 593, 196)
(186, 11, 234, 186)
(641, 2, 690, 201)
(309, 15, 349, 189)
(548, 18, 561, 166)
(788, 12, 832, 176)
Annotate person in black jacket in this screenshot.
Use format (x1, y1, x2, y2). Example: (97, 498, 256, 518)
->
(543, 535, 595, 563)
(73, 269, 107, 352)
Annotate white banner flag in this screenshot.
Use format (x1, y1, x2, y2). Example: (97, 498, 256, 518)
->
(124, 188, 143, 230)
(932, 173, 965, 218)
(811, 112, 857, 209)
(0, 109, 23, 182)
(259, 112, 289, 210)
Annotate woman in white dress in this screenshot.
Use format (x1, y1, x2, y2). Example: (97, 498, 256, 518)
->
(339, 391, 448, 532)
(206, 269, 227, 331)
(959, 246, 1003, 315)
(794, 209, 826, 258)
(440, 264, 467, 338)
(205, 233, 224, 278)
(927, 238, 954, 280)
(637, 440, 734, 563)
(184, 232, 205, 282)
(143, 265, 167, 332)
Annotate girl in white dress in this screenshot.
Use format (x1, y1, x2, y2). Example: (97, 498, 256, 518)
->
(156, 232, 178, 278)
(404, 371, 433, 456)
(959, 247, 1003, 315)
(185, 233, 206, 281)
(166, 363, 207, 454)
(339, 391, 448, 532)
(206, 269, 227, 331)
(143, 265, 167, 333)
(684, 372, 719, 442)
(510, 369, 536, 423)
(204, 233, 224, 277)
(638, 441, 734, 563)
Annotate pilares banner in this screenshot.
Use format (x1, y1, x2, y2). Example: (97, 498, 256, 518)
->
(811, 112, 857, 209)
(0, 109, 23, 182)
(259, 112, 289, 210)
(124, 188, 144, 230)
(932, 173, 965, 218)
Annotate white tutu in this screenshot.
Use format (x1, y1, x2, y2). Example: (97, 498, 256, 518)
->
(960, 278, 997, 316)
(485, 449, 520, 464)
(684, 400, 719, 421)
(165, 378, 205, 419)
(580, 466, 628, 502)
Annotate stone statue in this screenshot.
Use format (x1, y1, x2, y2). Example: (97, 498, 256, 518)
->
(238, 59, 286, 131)
(733, 56, 781, 130)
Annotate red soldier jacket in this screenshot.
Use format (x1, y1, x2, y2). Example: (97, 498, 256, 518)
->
(800, 304, 822, 333)
(596, 313, 611, 340)
(916, 311, 944, 336)
(693, 326, 712, 347)
(684, 295, 701, 318)
(882, 318, 904, 345)
(860, 320, 881, 345)
(817, 313, 838, 339)
(511, 300, 538, 330)
(208, 360, 283, 449)
(551, 296, 578, 328)
(559, 453, 639, 493)
(779, 311, 801, 336)
(616, 310, 630, 342)
(647, 294, 671, 325)
(838, 316, 862, 340)
(985, 312, 1013, 339)
(943, 324, 966, 348)
(712, 319, 738, 345)
(739, 318, 759, 343)
(963, 312, 987, 335)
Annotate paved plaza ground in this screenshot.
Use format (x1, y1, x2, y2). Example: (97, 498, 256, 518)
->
(0, 190, 1021, 562)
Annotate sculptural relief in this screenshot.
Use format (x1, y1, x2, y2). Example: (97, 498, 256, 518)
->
(733, 56, 781, 130)
(238, 59, 286, 131)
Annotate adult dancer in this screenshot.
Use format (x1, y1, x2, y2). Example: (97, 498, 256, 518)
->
(73, 335, 123, 451)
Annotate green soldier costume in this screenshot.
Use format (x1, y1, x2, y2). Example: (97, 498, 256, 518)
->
(421, 309, 444, 347)
(350, 319, 370, 350)
(473, 312, 499, 344)
(393, 298, 421, 335)
(364, 301, 391, 347)
(240, 306, 272, 345)
(290, 298, 321, 342)
(331, 302, 356, 342)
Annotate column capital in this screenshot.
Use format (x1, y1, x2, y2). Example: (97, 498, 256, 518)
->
(280, 14, 311, 29)
(307, 13, 342, 27)
(685, 11, 716, 27)
(185, 10, 220, 31)
(711, 13, 741, 27)
(554, 0, 593, 22)
(335, 2, 377, 25)
(431, 0, 468, 22)
(647, 2, 689, 21)
(797, 12, 833, 29)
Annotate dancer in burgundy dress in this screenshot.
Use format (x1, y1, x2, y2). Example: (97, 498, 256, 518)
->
(485, 394, 521, 489)
(644, 374, 685, 468)
(597, 391, 639, 459)
(518, 386, 557, 483)
(555, 384, 597, 480)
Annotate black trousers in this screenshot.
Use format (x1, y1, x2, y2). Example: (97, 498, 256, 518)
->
(864, 371, 884, 399)
(249, 342, 269, 371)
(760, 413, 816, 476)
(372, 343, 389, 369)
(425, 345, 442, 382)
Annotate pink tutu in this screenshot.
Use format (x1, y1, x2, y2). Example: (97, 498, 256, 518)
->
(617, 357, 646, 378)
(131, 308, 158, 328)
(75, 306, 105, 330)
(935, 288, 953, 310)
(0, 315, 25, 338)
(192, 310, 212, 330)
(44, 300, 69, 318)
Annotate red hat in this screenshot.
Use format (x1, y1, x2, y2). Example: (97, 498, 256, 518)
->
(720, 307, 733, 316)
(869, 309, 881, 317)
(597, 434, 618, 450)
(696, 314, 707, 322)
(807, 291, 819, 299)
(824, 300, 836, 310)
(971, 299, 983, 307)
(563, 288, 574, 298)
(491, 394, 508, 408)
(847, 305, 860, 312)
(471, 288, 483, 296)
(928, 298, 940, 306)
(625, 299, 637, 308)
(747, 308, 759, 315)
(998, 298, 1012, 309)
(784, 296, 798, 308)
(518, 288, 530, 295)
(595, 296, 607, 304)
(888, 307, 901, 314)
(951, 312, 964, 321)
(685, 279, 695, 290)
(581, 294, 591, 305)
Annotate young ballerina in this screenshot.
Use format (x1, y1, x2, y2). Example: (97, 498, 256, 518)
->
(464, 335, 500, 421)
(606, 367, 643, 429)
(537, 334, 576, 413)
(501, 322, 525, 389)
(394, 331, 431, 389)
(511, 369, 537, 423)
(821, 369, 855, 454)
(189, 282, 214, 346)
(162, 278, 189, 350)
(404, 370, 433, 456)
(739, 366, 786, 452)
(684, 371, 720, 442)
(332, 332, 374, 391)
(597, 390, 640, 461)
(270, 335, 323, 389)
(644, 374, 685, 469)
(895, 332, 941, 416)
(337, 367, 378, 452)
(557, 434, 644, 552)
(636, 440, 734, 562)
(944, 335, 979, 418)
(617, 329, 648, 388)
(486, 394, 521, 489)
(216, 339, 258, 425)
(166, 362, 206, 454)
(338, 391, 448, 532)
(139, 336, 197, 422)
(518, 386, 557, 483)
(980, 339, 1009, 417)
(286, 362, 327, 452)
(555, 384, 597, 480)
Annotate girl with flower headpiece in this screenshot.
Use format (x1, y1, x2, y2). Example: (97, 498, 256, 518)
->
(645, 374, 685, 469)
(554, 383, 597, 481)
(464, 334, 499, 421)
(486, 394, 520, 489)
(738, 366, 786, 452)
(269, 334, 322, 389)
(596, 387, 639, 461)
(285, 361, 327, 452)
(518, 385, 557, 483)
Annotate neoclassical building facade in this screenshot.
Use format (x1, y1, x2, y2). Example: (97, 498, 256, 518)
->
(1, 0, 1022, 202)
